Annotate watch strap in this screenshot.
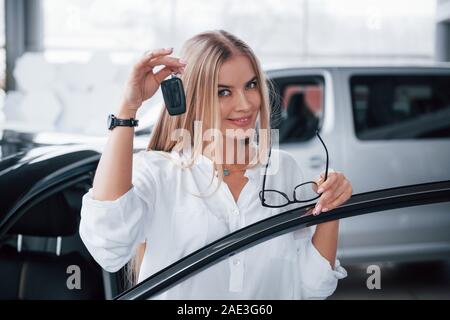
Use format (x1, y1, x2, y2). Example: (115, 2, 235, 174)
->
(108, 114, 139, 130)
(115, 118, 139, 127)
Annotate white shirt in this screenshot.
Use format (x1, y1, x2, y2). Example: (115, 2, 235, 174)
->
(79, 148, 347, 300)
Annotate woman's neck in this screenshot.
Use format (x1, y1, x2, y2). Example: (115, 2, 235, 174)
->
(203, 138, 255, 167)
(224, 138, 250, 167)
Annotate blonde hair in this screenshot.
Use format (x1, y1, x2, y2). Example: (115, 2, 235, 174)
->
(125, 29, 276, 288)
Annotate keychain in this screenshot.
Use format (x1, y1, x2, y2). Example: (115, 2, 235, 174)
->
(161, 73, 186, 116)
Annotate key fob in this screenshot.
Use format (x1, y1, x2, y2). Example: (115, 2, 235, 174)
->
(161, 74, 186, 116)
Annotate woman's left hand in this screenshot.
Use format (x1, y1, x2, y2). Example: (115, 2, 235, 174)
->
(311, 171, 353, 215)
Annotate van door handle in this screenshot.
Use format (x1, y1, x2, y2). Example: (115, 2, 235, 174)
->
(309, 156, 325, 169)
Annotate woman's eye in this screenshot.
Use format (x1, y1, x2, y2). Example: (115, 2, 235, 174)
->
(218, 89, 231, 97)
(218, 81, 257, 97)
(247, 81, 258, 89)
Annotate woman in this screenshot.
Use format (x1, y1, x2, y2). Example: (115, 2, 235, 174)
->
(79, 30, 351, 299)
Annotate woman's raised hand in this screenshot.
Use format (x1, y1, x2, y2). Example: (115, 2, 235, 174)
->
(120, 48, 187, 112)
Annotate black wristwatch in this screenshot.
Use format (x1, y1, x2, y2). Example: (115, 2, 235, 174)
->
(107, 114, 139, 130)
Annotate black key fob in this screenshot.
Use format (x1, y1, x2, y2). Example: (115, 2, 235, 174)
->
(161, 74, 186, 116)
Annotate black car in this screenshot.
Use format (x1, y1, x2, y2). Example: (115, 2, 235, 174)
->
(0, 127, 449, 300)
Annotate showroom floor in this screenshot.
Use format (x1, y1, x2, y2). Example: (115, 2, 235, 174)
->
(331, 260, 450, 300)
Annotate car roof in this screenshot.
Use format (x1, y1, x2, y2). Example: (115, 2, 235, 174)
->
(263, 61, 450, 73)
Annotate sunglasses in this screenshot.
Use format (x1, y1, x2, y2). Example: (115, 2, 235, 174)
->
(259, 130, 329, 208)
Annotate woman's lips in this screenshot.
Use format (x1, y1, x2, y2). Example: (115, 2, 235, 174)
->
(227, 116, 252, 127)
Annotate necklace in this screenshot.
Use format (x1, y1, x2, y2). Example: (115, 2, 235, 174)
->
(223, 167, 247, 176)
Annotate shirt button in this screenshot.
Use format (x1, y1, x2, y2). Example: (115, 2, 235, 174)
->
(232, 209, 239, 216)
(233, 259, 241, 266)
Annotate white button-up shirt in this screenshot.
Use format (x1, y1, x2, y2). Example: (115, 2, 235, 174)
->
(79, 148, 347, 300)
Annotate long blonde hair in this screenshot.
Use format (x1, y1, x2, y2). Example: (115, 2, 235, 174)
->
(125, 29, 276, 288)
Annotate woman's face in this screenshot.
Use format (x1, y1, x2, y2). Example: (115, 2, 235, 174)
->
(217, 54, 261, 140)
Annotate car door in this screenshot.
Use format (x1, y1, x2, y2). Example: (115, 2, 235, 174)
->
(337, 67, 450, 193)
(0, 146, 105, 299)
(115, 180, 450, 300)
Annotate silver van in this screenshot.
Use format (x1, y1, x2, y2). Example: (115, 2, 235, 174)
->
(266, 65, 450, 264)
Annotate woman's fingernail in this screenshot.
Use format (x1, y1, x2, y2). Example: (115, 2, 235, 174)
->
(165, 47, 173, 51)
(179, 59, 188, 65)
(322, 208, 329, 212)
(314, 204, 322, 215)
(318, 188, 324, 193)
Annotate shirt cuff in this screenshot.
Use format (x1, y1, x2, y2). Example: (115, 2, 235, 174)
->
(309, 240, 347, 279)
(300, 238, 347, 299)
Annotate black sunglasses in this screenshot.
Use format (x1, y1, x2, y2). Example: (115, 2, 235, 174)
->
(259, 130, 329, 208)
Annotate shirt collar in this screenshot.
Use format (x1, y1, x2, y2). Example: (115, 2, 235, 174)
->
(174, 144, 265, 182)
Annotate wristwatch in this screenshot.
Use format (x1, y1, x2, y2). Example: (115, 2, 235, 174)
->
(107, 114, 139, 130)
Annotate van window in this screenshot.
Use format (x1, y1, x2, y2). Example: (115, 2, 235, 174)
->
(272, 77, 324, 143)
(350, 75, 450, 140)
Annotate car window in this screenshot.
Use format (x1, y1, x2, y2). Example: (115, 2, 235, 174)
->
(271, 76, 324, 143)
(115, 181, 450, 300)
(146, 201, 450, 300)
(335, 201, 450, 299)
(350, 75, 450, 140)
(149, 224, 342, 300)
(0, 182, 105, 300)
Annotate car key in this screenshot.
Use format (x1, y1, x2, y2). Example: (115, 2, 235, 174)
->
(161, 73, 186, 116)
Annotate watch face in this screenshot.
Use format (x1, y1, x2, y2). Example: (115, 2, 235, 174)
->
(107, 114, 114, 130)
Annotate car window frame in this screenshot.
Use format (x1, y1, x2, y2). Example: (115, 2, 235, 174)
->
(0, 151, 100, 236)
(115, 180, 450, 300)
(267, 71, 328, 144)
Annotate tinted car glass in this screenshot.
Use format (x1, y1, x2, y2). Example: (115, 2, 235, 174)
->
(350, 75, 450, 140)
(272, 76, 324, 143)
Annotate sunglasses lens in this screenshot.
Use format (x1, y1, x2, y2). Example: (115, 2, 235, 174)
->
(261, 191, 290, 207)
(294, 181, 320, 202)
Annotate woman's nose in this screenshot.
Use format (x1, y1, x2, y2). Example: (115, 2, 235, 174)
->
(234, 90, 252, 111)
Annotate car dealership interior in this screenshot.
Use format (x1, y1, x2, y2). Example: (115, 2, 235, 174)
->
(0, 0, 449, 301)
